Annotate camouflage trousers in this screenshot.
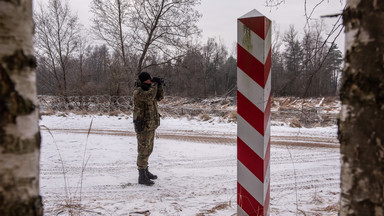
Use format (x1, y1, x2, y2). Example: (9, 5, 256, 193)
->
(136, 129, 155, 170)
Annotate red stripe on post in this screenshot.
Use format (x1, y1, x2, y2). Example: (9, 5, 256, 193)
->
(237, 91, 265, 136)
(238, 182, 265, 216)
(238, 17, 271, 40)
(238, 137, 265, 182)
(237, 9, 271, 216)
(237, 44, 267, 88)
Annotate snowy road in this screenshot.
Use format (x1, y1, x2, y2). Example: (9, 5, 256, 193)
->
(40, 115, 340, 216)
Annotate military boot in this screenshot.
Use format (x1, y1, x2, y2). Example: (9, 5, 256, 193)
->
(138, 169, 154, 186)
(145, 167, 158, 180)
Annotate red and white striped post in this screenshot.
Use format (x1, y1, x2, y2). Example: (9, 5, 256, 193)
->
(237, 9, 272, 216)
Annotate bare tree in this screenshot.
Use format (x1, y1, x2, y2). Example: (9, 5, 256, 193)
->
(90, 0, 133, 95)
(301, 21, 334, 96)
(75, 31, 90, 95)
(177, 45, 205, 97)
(339, 1, 384, 215)
(90, 0, 130, 66)
(90, 0, 201, 79)
(82, 44, 111, 95)
(129, 0, 201, 75)
(34, 0, 82, 96)
(0, 0, 42, 215)
(201, 38, 228, 97)
(221, 55, 237, 97)
(271, 25, 286, 95)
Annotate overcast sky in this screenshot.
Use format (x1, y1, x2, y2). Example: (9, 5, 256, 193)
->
(198, 0, 345, 52)
(33, 0, 346, 53)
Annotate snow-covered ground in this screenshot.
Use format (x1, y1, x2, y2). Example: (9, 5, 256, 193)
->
(39, 114, 340, 216)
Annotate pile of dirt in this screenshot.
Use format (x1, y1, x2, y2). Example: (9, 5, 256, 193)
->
(159, 96, 340, 127)
(159, 96, 236, 118)
(271, 97, 340, 127)
(38, 95, 341, 127)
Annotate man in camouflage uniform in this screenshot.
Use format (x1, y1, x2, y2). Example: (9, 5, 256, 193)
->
(133, 72, 164, 186)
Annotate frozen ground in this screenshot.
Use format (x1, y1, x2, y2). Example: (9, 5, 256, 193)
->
(39, 114, 340, 216)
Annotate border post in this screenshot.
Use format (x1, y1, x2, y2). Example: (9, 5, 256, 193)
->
(237, 9, 272, 216)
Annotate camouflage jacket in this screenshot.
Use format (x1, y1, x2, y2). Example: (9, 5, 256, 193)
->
(133, 82, 164, 132)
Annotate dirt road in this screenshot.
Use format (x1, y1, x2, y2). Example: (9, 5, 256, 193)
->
(42, 128, 339, 148)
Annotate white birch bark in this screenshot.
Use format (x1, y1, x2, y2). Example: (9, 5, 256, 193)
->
(0, 0, 42, 215)
(339, 1, 384, 215)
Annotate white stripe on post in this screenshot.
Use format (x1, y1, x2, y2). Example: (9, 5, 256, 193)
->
(237, 115, 269, 159)
(237, 21, 272, 64)
(237, 9, 272, 216)
(237, 68, 267, 112)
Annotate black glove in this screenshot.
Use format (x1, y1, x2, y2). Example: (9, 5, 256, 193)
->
(152, 77, 164, 86)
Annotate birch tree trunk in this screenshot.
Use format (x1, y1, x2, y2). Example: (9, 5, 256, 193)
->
(339, 1, 384, 215)
(0, 0, 43, 215)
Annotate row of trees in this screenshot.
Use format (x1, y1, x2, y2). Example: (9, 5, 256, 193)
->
(34, 0, 342, 98)
(272, 24, 343, 97)
(34, 0, 202, 97)
(36, 38, 238, 98)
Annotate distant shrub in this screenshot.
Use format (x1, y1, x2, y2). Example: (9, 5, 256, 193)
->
(199, 113, 211, 121)
(57, 112, 67, 117)
(72, 109, 88, 116)
(40, 110, 56, 116)
(227, 111, 237, 123)
(109, 110, 121, 116)
(289, 117, 302, 128)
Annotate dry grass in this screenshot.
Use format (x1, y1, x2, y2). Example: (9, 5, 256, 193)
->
(227, 110, 237, 123)
(289, 117, 302, 128)
(196, 203, 230, 216)
(123, 110, 132, 116)
(57, 112, 68, 117)
(40, 109, 57, 116)
(109, 110, 121, 116)
(39, 96, 340, 127)
(311, 188, 324, 204)
(315, 203, 339, 212)
(71, 109, 89, 116)
(199, 113, 211, 121)
(41, 120, 97, 216)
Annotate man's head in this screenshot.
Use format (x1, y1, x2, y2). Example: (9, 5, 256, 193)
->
(139, 72, 152, 84)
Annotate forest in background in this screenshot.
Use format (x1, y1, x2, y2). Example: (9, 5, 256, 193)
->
(34, 0, 343, 99)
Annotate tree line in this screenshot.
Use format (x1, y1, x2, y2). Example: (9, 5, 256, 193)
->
(272, 24, 343, 97)
(34, 0, 343, 98)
